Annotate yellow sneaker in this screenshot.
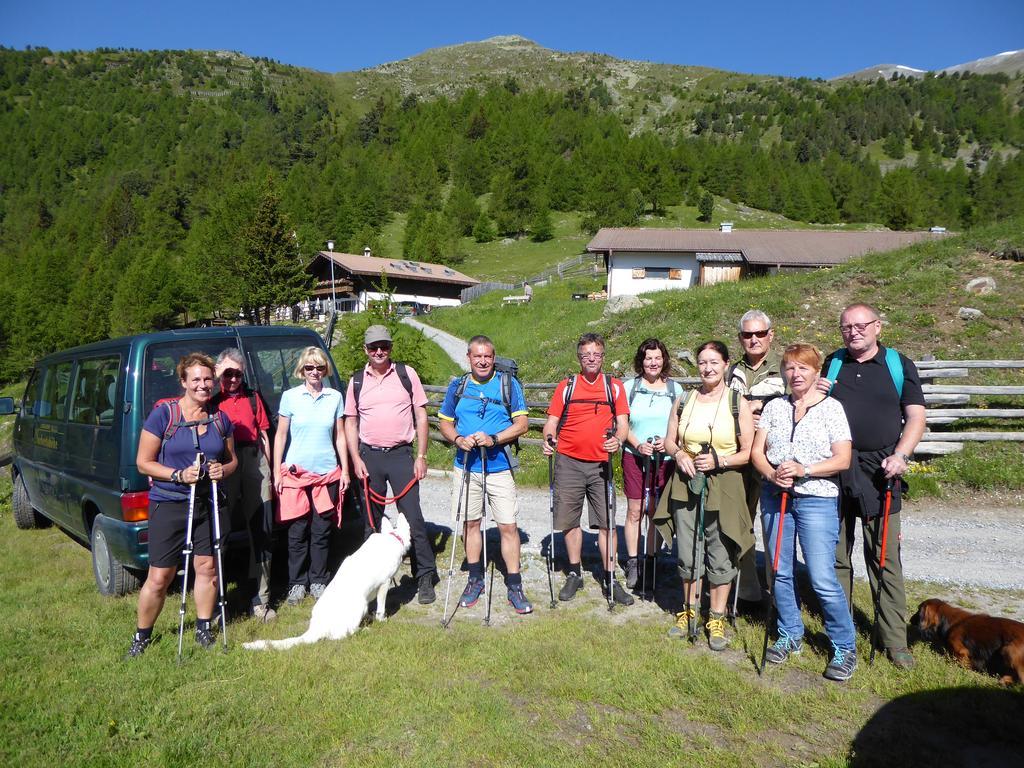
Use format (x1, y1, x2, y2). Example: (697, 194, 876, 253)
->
(667, 607, 698, 639)
(707, 612, 729, 651)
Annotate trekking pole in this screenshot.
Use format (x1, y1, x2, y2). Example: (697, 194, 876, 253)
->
(648, 440, 663, 601)
(759, 490, 789, 675)
(481, 448, 493, 626)
(177, 461, 199, 664)
(210, 474, 228, 651)
(441, 448, 473, 628)
(870, 480, 894, 665)
(639, 438, 654, 600)
(546, 436, 557, 610)
(689, 444, 709, 642)
(604, 428, 616, 612)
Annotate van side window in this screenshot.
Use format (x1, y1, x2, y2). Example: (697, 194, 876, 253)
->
(22, 369, 41, 416)
(70, 355, 122, 426)
(39, 361, 73, 421)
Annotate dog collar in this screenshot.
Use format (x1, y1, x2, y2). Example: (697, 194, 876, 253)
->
(389, 531, 405, 546)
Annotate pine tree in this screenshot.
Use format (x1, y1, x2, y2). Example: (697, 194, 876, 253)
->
(698, 191, 714, 222)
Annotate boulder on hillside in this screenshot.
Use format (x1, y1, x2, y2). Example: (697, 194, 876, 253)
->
(603, 295, 652, 316)
(958, 307, 984, 320)
(965, 276, 996, 295)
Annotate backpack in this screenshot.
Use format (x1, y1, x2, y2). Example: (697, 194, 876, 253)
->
(149, 398, 231, 486)
(555, 373, 619, 436)
(628, 376, 678, 406)
(825, 347, 904, 397)
(351, 362, 415, 419)
(452, 363, 523, 456)
(675, 387, 742, 446)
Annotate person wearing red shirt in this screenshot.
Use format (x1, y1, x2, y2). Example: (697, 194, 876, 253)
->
(543, 333, 632, 605)
(213, 348, 275, 622)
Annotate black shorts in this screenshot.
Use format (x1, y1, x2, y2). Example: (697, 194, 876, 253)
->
(148, 495, 216, 568)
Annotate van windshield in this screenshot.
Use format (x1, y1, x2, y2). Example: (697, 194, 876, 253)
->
(242, 336, 342, 416)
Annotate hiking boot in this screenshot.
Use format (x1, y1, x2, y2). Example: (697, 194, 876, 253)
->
(668, 608, 698, 639)
(417, 574, 436, 605)
(706, 612, 729, 651)
(558, 573, 584, 602)
(286, 584, 307, 606)
(310, 582, 328, 601)
(824, 646, 858, 682)
(507, 585, 533, 614)
(251, 603, 277, 622)
(195, 626, 216, 649)
(125, 633, 151, 659)
(459, 576, 485, 608)
(765, 633, 803, 665)
(604, 579, 635, 606)
(886, 647, 915, 670)
(624, 557, 639, 589)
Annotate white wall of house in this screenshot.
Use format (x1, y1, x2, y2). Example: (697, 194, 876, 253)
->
(358, 290, 462, 310)
(606, 251, 699, 298)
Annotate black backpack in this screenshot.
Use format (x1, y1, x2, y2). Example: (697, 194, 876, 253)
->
(351, 362, 415, 422)
(555, 373, 619, 436)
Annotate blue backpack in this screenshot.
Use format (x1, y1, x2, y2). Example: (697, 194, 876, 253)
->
(825, 347, 904, 397)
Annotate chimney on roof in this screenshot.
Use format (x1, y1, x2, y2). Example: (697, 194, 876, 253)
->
(719, 222, 733, 233)
(363, 246, 372, 257)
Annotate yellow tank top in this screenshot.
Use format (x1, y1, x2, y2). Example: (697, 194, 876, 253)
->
(676, 390, 738, 456)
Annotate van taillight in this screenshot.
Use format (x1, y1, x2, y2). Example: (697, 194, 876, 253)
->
(121, 491, 150, 522)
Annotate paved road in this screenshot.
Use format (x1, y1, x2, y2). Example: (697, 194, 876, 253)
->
(401, 318, 468, 371)
(411, 471, 1024, 591)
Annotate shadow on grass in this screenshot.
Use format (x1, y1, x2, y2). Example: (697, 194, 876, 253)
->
(850, 686, 1024, 767)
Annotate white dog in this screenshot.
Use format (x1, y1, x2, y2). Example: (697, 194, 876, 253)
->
(244, 513, 411, 651)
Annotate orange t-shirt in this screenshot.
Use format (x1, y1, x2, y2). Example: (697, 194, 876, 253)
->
(548, 374, 629, 462)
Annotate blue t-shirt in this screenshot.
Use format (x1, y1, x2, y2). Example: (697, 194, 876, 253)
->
(624, 378, 677, 461)
(278, 385, 345, 474)
(143, 404, 233, 502)
(439, 372, 527, 473)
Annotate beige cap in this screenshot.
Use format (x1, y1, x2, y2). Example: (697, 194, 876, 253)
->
(364, 325, 393, 345)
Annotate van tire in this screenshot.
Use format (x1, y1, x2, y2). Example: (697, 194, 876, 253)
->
(12, 474, 44, 530)
(91, 524, 141, 597)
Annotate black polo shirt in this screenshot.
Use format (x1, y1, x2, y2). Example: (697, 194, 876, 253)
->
(822, 345, 925, 451)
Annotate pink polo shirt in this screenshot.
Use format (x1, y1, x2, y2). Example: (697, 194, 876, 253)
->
(344, 362, 428, 447)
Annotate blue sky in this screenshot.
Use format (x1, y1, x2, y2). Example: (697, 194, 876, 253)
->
(1, 0, 1021, 79)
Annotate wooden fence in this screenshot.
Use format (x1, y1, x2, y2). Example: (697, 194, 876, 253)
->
(423, 360, 1024, 457)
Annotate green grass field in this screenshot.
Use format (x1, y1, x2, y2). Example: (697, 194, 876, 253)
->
(1, 472, 1022, 768)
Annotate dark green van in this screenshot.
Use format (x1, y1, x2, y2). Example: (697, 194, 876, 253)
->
(7, 326, 340, 596)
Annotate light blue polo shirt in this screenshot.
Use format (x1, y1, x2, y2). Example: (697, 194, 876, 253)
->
(279, 385, 345, 474)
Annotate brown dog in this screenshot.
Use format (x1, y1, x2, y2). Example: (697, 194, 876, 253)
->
(912, 598, 1024, 685)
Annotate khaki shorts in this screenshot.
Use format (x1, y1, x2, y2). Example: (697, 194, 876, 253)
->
(450, 467, 518, 526)
(554, 453, 614, 531)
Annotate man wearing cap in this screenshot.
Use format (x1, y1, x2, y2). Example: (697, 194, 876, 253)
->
(344, 325, 438, 604)
(438, 335, 532, 614)
(727, 309, 786, 610)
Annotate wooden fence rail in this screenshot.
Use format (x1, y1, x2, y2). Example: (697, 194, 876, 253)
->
(423, 360, 1023, 457)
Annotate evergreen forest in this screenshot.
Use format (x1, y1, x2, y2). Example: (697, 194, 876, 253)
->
(1, 45, 1023, 380)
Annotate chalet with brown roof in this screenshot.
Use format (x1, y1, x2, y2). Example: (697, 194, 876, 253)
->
(586, 226, 948, 298)
(307, 248, 479, 312)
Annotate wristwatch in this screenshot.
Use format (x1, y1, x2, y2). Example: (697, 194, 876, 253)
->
(802, 464, 812, 478)
(489, 434, 499, 447)
(894, 451, 911, 463)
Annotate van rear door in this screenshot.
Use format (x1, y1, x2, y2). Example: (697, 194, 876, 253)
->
(28, 360, 75, 527)
(239, 334, 342, 418)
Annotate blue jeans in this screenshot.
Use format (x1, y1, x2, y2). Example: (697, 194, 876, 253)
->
(761, 487, 856, 651)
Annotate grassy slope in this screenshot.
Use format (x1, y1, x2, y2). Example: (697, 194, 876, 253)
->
(2, 472, 1022, 768)
(424, 217, 1024, 494)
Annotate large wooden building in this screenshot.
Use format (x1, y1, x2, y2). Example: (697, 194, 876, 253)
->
(587, 226, 948, 299)
(307, 249, 479, 312)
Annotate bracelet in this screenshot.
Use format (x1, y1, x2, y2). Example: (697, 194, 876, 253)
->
(417, 454, 427, 459)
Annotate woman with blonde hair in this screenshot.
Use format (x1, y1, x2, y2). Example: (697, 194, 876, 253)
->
(273, 346, 350, 606)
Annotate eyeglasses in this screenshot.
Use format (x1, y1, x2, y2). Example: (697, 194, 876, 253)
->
(740, 330, 770, 340)
(303, 364, 327, 373)
(578, 352, 605, 360)
(221, 369, 243, 379)
(366, 343, 392, 353)
(839, 320, 878, 335)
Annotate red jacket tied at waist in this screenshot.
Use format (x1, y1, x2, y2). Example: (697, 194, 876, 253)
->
(277, 464, 344, 526)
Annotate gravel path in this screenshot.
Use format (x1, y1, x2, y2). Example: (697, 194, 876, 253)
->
(401, 317, 469, 371)
(413, 471, 1024, 591)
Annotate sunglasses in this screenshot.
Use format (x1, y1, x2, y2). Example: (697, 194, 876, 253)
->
(220, 369, 243, 380)
(303, 364, 327, 373)
(366, 343, 392, 353)
(740, 330, 771, 340)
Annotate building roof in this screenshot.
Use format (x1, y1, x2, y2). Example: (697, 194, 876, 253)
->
(586, 228, 947, 266)
(313, 252, 479, 286)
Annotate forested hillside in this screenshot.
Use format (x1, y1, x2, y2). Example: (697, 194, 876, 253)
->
(1, 43, 1023, 379)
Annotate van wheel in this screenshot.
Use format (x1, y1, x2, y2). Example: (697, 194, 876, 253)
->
(12, 474, 44, 530)
(91, 524, 141, 597)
